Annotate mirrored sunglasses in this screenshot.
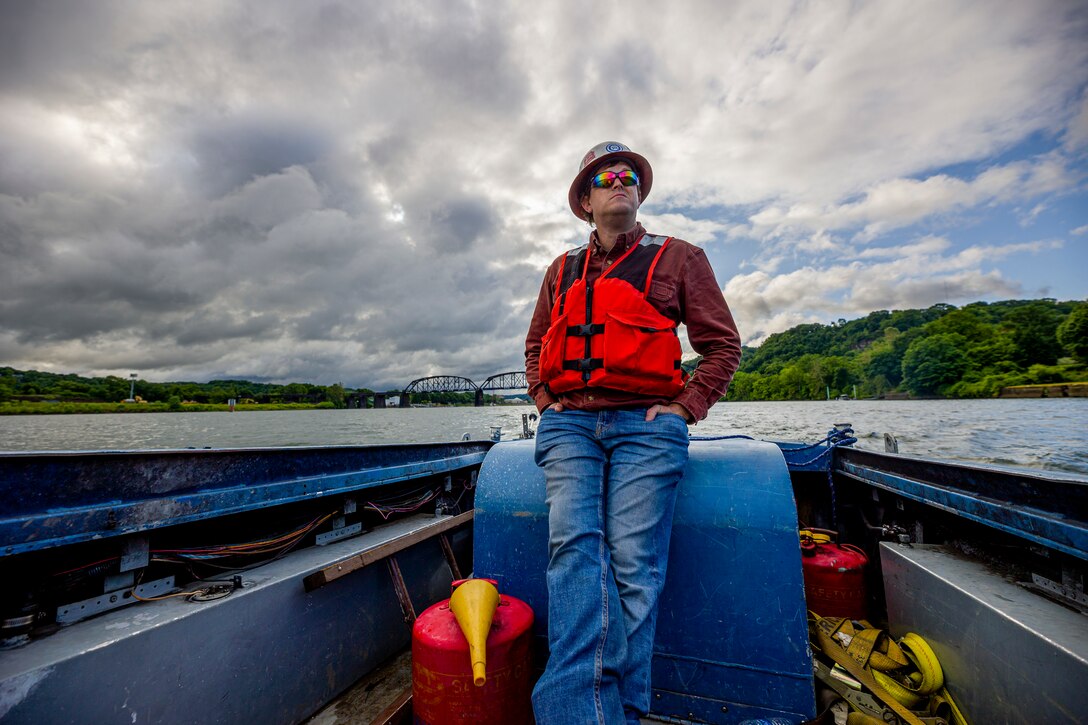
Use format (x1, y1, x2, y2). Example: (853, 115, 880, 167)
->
(590, 170, 640, 188)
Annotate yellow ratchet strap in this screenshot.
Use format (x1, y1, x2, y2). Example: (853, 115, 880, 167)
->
(871, 669, 924, 709)
(811, 615, 927, 725)
(847, 626, 911, 672)
(938, 686, 970, 725)
(900, 632, 944, 694)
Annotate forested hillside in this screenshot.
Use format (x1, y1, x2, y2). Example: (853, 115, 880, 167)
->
(724, 298, 1087, 400)
(0, 370, 511, 410)
(0, 370, 355, 407)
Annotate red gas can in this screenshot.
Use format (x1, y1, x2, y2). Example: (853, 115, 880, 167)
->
(411, 580, 534, 724)
(799, 529, 869, 619)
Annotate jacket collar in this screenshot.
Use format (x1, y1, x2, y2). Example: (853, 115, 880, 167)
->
(590, 222, 645, 256)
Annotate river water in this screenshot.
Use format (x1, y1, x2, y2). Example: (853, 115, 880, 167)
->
(1, 399, 1085, 475)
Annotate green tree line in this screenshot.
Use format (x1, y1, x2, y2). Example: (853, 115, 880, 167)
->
(721, 298, 1088, 401)
(0, 369, 367, 408)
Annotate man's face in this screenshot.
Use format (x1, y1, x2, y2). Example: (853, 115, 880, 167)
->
(580, 160, 640, 222)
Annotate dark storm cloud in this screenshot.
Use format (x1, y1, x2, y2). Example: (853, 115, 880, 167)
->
(417, 198, 498, 254)
(168, 312, 281, 347)
(188, 116, 330, 197)
(3, 235, 214, 343)
(0, 1, 119, 95)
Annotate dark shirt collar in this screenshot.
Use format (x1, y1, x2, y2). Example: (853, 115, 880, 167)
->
(590, 222, 645, 256)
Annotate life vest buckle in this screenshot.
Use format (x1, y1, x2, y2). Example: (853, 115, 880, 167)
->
(563, 358, 603, 373)
(567, 323, 604, 337)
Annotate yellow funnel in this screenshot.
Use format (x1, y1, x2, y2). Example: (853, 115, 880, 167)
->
(449, 579, 501, 686)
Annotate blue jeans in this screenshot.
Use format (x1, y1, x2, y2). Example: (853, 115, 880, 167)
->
(531, 408, 689, 725)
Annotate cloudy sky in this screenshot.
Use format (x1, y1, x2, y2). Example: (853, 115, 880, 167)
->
(1, 1, 1086, 390)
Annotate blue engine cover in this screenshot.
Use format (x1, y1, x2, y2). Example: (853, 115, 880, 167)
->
(474, 437, 815, 724)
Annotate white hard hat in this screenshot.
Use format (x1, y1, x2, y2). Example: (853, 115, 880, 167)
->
(567, 141, 653, 221)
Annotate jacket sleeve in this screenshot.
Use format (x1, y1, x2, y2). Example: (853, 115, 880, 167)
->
(672, 247, 742, 422)
(525, 259, 560, 412)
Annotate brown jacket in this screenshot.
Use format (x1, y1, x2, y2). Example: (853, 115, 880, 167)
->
(525, 223, 742, 422)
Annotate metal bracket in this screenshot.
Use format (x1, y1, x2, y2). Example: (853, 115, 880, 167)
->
(303, 510, 473, 591)
(316, 522, 363, 546)
(813, 658, 889, 721)
(103, 571, 135, 593)
(1026, 572, 1088, 613)
(387, 557, 416, 624)
(439, 533, 462, 580)
(57, 576, 176, 625)
(119, 535, 149, 572)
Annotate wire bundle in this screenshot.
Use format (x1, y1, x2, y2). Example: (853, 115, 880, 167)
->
(52, 477, 472, 585)
(152, 511, 336, 563)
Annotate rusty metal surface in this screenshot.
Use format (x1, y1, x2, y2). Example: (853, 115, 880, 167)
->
(438, 532, 462, 580)
(386, 557, 417, 624)
(0, 442, 490, 556)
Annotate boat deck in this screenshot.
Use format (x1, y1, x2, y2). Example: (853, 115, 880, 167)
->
(307, 655, 670, 724)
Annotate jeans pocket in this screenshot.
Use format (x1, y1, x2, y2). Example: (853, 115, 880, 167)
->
(655, 412, 690, 437)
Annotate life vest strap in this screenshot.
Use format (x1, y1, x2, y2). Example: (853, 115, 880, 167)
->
(566, 324, 605, 337)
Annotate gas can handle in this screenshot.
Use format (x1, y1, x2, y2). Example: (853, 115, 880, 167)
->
(840, 543, 867, 558)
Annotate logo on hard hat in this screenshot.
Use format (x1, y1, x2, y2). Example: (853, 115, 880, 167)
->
(604, 143, 625, 153)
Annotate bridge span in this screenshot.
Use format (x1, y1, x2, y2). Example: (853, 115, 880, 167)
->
(345, 371, 528, 408)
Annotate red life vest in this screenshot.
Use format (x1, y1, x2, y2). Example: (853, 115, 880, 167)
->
(538, 234, 687, 397)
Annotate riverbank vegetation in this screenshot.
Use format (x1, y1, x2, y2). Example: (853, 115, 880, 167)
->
(0, 371, 359, 413)
(3, 298, 1084, 411)
(0, 370, 519, 414)
(0, 400, 331, 415)
(722, 298, 1087, 400)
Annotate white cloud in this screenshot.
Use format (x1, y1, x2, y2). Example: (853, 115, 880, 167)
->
(743, 154, 1079, 243)
(856, 236, 951, 260)
(721, 238, 1064, 343)
(637, 212, 732, 246)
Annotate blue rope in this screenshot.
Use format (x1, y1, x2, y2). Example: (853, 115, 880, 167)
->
(819, 427, 856, 529)
(827, 465, 839, 529)
(689, 428, 857, 466)
(785, 440, 856, 468)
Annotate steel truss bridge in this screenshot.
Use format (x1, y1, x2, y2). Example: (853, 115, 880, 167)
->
(345, 372, 528, 408)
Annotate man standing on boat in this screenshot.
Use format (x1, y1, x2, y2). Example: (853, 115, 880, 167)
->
(525, 142, 742, 724)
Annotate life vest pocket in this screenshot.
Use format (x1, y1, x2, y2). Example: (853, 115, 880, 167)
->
(603, 310, 680, 381)
(539, 314, 569, 383)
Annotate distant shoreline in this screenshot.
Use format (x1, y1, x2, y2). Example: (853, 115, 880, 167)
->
(997, 382, 1088, 398)
(4, 391, 1086, 415)
(0, 401, 523, 415)
(0, 402, 331, 415)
